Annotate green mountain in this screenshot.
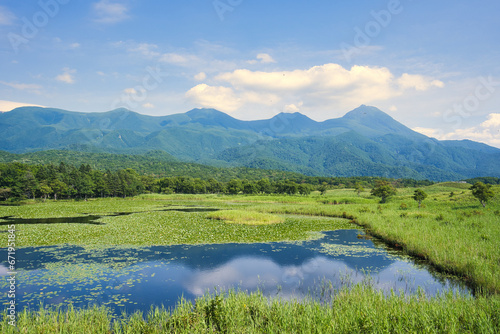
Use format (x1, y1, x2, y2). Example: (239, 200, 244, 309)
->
(1, 105, 498, 181)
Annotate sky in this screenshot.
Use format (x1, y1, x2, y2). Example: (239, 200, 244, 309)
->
(0, 0, 499, 147)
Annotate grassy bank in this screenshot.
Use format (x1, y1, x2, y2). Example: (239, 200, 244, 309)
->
(236, 185, 500, 294)
(1, 286, 499, 333)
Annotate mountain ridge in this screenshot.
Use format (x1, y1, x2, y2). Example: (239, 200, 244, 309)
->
(1, 105, 498, 180)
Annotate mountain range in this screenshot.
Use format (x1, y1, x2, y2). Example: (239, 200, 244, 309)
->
(0, 105, 499, 181)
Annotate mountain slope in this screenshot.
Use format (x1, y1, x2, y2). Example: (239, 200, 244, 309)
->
(0, 105, 499, 180)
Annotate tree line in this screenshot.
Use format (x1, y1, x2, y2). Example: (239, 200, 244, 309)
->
(0, 161, 434, 201)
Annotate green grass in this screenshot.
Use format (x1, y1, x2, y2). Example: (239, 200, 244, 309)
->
(206, 210, 285, 225)
(1, 286, 499, 333)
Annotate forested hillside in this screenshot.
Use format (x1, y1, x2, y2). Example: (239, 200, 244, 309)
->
(1, 105, 499, 180)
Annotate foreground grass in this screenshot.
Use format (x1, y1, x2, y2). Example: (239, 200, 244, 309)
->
(1, 286, 499, 333)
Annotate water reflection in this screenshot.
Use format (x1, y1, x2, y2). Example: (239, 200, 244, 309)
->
(0, 230, 470, 315)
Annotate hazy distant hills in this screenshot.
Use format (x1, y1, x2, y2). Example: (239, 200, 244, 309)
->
(1, 105, 499, 181)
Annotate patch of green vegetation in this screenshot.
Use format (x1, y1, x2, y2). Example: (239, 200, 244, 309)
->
(206, 210, 285, 225)
(1, 286, 499, 333)
(0, 197, 352, 247)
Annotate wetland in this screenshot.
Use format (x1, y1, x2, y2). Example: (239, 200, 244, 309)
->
(1, 185, 499, 332)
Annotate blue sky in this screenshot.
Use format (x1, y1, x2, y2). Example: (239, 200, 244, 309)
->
(1, 0, 499, 147)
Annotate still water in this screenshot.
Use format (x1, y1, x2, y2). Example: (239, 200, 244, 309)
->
(0, 228, 471, 315)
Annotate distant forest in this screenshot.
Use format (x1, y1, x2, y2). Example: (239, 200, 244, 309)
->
(0, 161, 438, 201)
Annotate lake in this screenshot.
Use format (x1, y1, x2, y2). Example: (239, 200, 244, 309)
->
(0, 227, 471, 316)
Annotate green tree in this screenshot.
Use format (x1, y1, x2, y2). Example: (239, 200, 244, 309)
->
(371, 181, 396, 203)
(298, 183, 313, 196)
(226, 179, 242, 195)
(0, 188, 12, 201)
(318, 182, 328, 195)
(50, 179, 68, 200)
(242, 181, 257, 195)
(39, 182, 53, 201)
(412, 189, 428, 208)
(207, 178, 224, 194)
(354, 182, 365, 196)
(470, 182, 495, 207)
(257, 178, 273, 194)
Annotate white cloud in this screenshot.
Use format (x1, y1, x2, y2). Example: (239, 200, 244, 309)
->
(412, 127, 443, 138)
(257, 53, 276, 64)
(284, 102, 303, 113)
(248, 53, 276, 64)
(142, 103, 155, 109)
(160, 53, 200, 66)
(129, 43, 160, 58)
(55, 68, 76, 84)
(413, 113, 500, 148)
(481, 113, 500, 128)
(185, 63, 443, 118)
(0, 6, 16, 25)
(194, 72, 207, 81)
(0, 81, 43, 94)
(123, 88, 137, 94)
(0, 100, 45, 112)
(185, 84, 242, 112)
(69, 42, 81, 49)
(397, 73, 444, 91)
(93, 0, 129, 24)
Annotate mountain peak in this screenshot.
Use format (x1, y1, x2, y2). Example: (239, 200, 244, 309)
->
(342, 105, 392, 120)
(186, 108, 228, 119)
(108, 107, 134, 114)
(337, 105, 426, 140)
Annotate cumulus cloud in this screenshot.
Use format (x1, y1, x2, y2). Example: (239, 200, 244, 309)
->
(413, 113, 500, 148)
(284, 102, 303, 113)
(142, 102, 155, 109)
(186, 63, 444, 117)
(55, 68, 76, 84)
(185, 84, 242, 112)
(257, 53, 276, 64)
(0, 100, 44, 112)
(481, 113, 500, 128)
(194, 72, 207, 81)
(412, 127, 443, 138)
(93, 0, 129, 24)
(397, 73, 444, 91)
(248, 53, 276, 64)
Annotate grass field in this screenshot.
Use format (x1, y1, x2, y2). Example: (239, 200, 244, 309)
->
(1, 183, 499, 332)
(1, 287, 499, 334)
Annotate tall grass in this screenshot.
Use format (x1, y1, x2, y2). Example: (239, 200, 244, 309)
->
(2, 286, 499, 333)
